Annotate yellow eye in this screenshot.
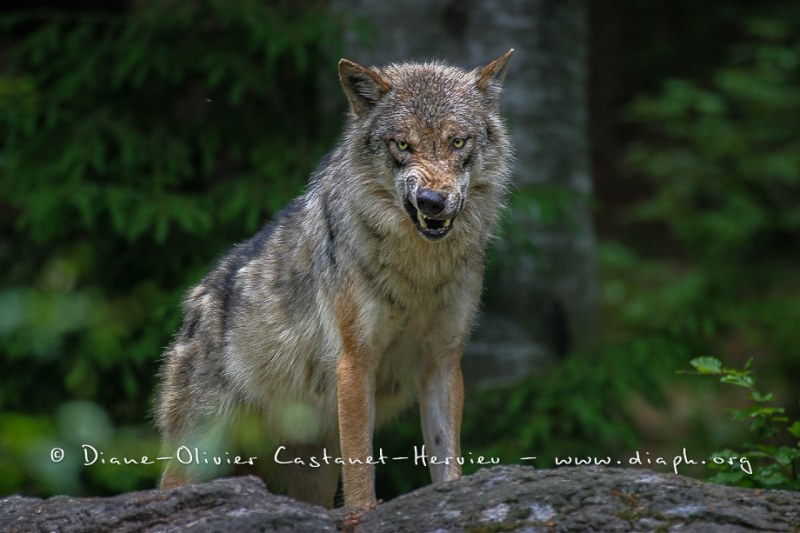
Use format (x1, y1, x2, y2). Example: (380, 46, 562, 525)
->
(395, 140, 409, 151)
(452, 138, 465, 149)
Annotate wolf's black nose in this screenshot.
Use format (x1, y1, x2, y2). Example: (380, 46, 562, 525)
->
(417, 188, 447, 217)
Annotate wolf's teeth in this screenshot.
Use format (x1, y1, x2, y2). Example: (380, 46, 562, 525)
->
(417, 211, 428, 229)
(443, 218, 452, 228)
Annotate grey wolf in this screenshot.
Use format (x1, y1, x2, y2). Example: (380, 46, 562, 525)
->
(155, 49, 514, 510)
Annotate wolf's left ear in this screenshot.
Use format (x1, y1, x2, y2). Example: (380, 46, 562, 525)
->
(339, 59, 392, 117)
(476, 49, 514, 99)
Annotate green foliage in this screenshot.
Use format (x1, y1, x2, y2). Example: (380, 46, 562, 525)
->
(626, 17, 800, 270)
(599, 242, 719, 336)
(688, 356, 799, 489)
(0, 2, 343, 495)
(623, 13, 800, 444)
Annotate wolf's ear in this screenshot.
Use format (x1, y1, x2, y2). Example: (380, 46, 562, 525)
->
(339, 59, 392, 117)
(476, 49, 514, 99)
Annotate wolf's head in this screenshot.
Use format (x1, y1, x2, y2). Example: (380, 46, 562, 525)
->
(338, 51, 513, 242)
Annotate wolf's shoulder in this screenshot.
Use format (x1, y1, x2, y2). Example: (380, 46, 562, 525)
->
(197, 197, 305, 288)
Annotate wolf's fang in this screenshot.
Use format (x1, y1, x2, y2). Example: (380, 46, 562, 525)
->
(417, 211, 428, 229)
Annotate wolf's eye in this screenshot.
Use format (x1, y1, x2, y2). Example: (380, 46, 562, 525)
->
(395, 140, 409, 151)
(452, 138, 466, 149)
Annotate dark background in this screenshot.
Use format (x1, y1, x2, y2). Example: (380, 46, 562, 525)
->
(1, 0, 798, 498)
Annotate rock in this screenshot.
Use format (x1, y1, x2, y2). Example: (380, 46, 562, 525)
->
(0, 475, 336, 533)
(349, 466, 800, 532)
(2, 466, 798, 532)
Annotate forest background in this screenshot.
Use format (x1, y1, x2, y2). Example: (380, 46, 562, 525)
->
(1, 0, 798, 499)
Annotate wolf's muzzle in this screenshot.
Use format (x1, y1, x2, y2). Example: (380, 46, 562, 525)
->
(404, 187, 459, 241)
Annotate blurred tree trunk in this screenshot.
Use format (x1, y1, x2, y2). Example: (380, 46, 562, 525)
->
(328, 0, 598, 386)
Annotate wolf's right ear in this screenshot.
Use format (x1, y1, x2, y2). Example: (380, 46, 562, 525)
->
(339, 59, 392, 117)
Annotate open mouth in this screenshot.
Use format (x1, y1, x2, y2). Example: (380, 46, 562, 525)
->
(403, 199, 455, 241)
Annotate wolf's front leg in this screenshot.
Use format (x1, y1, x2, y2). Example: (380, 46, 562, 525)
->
(336, 351, 377, 509)
(419, 353, 465, 483)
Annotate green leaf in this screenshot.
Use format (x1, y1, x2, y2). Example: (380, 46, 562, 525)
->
(690, 356, 722, 374)
(755, 467, 789, 486)
(788, 421, 800, 439)
(720, 373, 755, 389)
(751, 390, 773, 402)
(774, 446, 800, 465)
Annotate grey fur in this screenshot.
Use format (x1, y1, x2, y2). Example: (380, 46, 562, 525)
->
(155, 51, 513, 508)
